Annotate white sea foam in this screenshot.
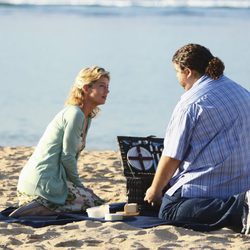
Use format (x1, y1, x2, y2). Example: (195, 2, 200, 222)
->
(0, 0, 250, 8)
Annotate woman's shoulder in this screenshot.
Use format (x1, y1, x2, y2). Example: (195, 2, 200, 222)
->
(62, 105, 85, 122)
(64, 105, 83, 115)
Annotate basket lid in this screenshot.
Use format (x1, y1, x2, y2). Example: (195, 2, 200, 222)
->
(117, 135, 164, 176)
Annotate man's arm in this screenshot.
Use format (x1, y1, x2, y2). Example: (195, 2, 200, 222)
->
(144, 156, 180, 203)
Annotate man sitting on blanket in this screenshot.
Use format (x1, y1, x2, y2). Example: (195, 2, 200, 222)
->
(144, 44, 250, 234)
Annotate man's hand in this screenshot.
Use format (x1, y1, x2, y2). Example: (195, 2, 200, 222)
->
(144, 186, 162, 204)
(143, 156, 181, 205)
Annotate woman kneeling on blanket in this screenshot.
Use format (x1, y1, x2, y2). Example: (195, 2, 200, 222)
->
(10, 66, 110, 217)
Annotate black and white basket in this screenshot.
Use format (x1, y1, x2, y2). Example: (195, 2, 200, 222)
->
(117, 136, 164, 208)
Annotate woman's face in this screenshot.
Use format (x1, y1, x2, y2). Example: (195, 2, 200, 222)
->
(86, 76, 110, 106)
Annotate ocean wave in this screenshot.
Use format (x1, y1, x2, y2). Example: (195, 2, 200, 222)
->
(0, 0, 250, 8)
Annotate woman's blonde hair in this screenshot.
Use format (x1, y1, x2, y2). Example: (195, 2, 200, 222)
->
(65, 66, 110, 117)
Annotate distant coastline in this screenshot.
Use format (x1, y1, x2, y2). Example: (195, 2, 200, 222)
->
(0, 0, 250, 9)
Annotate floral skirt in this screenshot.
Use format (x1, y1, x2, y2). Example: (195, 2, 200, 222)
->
(17, 181, 105, 213)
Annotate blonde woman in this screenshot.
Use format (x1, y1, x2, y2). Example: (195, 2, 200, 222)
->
(10, 66, 110, 217)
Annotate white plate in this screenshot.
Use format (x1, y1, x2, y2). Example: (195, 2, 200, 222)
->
(127, 146, 153, 171)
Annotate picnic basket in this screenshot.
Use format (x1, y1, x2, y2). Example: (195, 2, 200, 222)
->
(117, 135, 164, 210)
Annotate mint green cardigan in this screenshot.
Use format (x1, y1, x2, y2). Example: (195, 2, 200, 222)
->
(17, 105, 91, 205)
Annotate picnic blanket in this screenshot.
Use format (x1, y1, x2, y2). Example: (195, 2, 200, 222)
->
(0, 203, 165, 228)
(0, 202, 226, 231)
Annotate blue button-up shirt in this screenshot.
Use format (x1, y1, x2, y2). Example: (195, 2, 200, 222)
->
(163, 75, 250, 199)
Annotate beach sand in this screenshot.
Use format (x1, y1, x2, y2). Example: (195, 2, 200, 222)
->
(0, 146, 250, 249)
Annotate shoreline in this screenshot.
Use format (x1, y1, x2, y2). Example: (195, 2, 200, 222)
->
(0, 146, 249, 249)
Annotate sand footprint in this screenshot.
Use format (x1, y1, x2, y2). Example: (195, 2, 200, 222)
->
(54, 239, 84, 248)
(108, 233, 128, 244)
(157, 243, 183, 249)
(0, 227, 34, 235)
(54, 238, 103, 248)
(127, 240, 149, 249)
(4, 236, 23, 246)
(109, 222, 138, 231)
(134, 230, 147, 236)
(151, 228, 179, 241)
(26, 231, 61, 243)
(60, 223, 80, 230)
(202, 235, 232, 247)
(173, 225, 204, 237)
(84, 220, 103, 228)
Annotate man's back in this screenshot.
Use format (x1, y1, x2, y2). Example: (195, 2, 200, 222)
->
(164, 75, 250, 198)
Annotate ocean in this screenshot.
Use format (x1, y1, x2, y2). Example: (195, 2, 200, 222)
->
(0, 1, 250, 150)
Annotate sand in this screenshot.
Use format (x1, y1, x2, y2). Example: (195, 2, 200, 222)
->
(0, 146, 250, 250)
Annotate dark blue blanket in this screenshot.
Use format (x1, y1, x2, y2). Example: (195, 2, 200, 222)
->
(0, 203, 167, 229)
(0, 203, 224, 231)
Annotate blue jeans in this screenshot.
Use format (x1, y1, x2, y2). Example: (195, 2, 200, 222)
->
(159, 189, 245, 232)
